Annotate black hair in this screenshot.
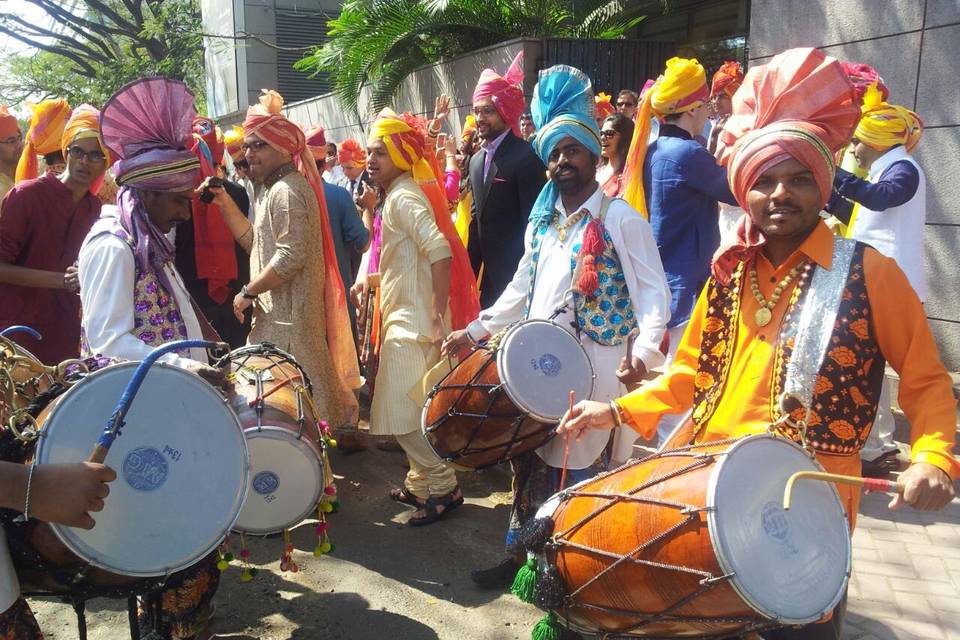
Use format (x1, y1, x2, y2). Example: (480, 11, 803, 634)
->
(602, 114, 635, 165)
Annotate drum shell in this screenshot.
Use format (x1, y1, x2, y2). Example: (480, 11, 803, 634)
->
(227, 352, 326, 534)
(422, 348, 554, 470)
(548, 440, 759, 637)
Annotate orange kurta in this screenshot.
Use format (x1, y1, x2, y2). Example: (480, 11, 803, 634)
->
(617, 221, 958, 524)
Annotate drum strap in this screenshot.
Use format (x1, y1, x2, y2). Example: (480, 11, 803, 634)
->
(782, 237, 857, 422)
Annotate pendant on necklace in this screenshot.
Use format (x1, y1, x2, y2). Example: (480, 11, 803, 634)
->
(755, 307, 773, 327)
(557, 227, 566, 242)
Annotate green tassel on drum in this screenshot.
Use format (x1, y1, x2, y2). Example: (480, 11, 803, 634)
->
(511, 557, 538, 603)
(531, 612, 563, 640)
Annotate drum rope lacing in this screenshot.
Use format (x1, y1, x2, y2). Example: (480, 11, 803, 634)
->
(424, 346, 556, 466)
(544, 439, 785, 636)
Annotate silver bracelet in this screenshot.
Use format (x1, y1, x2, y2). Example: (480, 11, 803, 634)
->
(15, 464, 36, 523)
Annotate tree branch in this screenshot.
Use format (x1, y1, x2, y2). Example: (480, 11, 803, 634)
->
(0, 26, 98, 76)
(0, 13, 111, 63)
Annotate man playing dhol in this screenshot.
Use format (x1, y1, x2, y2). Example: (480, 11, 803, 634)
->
(558, 48, 957, 640)
(445, 64, 671, 590)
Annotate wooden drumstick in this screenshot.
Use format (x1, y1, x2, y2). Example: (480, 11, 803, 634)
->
(559, 390, 575, 490)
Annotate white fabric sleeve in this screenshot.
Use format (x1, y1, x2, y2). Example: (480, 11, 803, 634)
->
(469, 221, 536, 338)
(606, 202, 672, 371)
(78, 234, 196, 369)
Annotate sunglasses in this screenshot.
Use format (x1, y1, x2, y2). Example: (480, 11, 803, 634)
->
(600, 130, 619, 138)
(67, 146, 107, 163)
(240, 140, 270, 153)
(616, 101, 636, 107)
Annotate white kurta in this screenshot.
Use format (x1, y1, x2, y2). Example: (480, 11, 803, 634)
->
(848, 145, 927, 301)
(78, 206, 206, 367)
(467, 185, 671, 468)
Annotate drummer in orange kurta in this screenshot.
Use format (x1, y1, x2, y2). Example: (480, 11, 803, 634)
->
(559, 48, 958, 534)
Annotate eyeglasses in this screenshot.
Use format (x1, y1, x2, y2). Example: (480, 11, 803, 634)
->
(0, 134, 22, 145)
(240, 140, 270, 153)
(599, 130, 618, 138)
(616, 101, 635, 108)
(66, 146, 107, 163)
(472, 105, 498, 117)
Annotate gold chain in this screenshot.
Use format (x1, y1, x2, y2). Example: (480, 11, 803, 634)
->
(748, 259, 807, 327)
(551, 208, 587, 242)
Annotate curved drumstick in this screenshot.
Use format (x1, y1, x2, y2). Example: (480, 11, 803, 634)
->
(782, 470, 902, 510)
(87, 339, 228, 463)
(1, 325, 42, 340)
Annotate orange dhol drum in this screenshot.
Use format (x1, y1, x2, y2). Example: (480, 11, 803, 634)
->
(422, 319, 594, 470)
(524, 432, 850, 638)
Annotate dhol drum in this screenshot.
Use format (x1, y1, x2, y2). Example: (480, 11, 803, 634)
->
(3, 361, 249, 593)
(526, 433, 850, 638)
(226, 344, 331, 535)
(423, 319, 595, 470)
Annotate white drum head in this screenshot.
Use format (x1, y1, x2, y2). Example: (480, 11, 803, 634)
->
(707, 435, 850, 623)
(233, 427, 324, 535)
(36, 362, 249, 577)
(497, 320, 594, 422)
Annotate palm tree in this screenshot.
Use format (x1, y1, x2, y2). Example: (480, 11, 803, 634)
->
(295, 0, 661, 114)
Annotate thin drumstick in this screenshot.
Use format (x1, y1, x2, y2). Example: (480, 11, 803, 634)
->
(559, 390, 574, 490)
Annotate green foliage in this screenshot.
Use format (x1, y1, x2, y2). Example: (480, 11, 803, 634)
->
(0, 0, 205, 110)
(296, 0, 653, 115)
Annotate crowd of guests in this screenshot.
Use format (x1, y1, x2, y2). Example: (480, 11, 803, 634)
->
(0, 45, 955, 640)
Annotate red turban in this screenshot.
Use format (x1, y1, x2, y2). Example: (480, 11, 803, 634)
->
(243, 90, 361, 404)
(712, 48, 859, 284)
(304, 126, 326, 164)
(595, 93, 615, 121)
(840, 61, 889, 105)
(0, 106, 19, 139)
(473, 51, 526, 136)
(711, 61, 744, 98)
(337, 139, 366, 168)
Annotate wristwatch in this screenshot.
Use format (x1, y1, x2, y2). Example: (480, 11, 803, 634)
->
(241, 284, 258, 300)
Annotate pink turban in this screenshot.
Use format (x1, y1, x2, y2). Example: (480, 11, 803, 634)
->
(840, 61, 889, 105)
(304, 126, 327, 163)
(473, 51, 526, 136)
(712, 48, 860, 284)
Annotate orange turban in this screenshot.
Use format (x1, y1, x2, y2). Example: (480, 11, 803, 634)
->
(595, 92, 615, 120)
(60, 105, 109, 195)
(337, 139, 366, 168)
(243, 89, 361, 400)
(711, 61, 744, 98)
(0, 106, 19, 139)
(17, 99, 71, 182)
(304, 125, 327, 164)
(711, 48, 859, 284)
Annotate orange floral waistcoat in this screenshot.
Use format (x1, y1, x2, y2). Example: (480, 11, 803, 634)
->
(691, 243, 885, 455)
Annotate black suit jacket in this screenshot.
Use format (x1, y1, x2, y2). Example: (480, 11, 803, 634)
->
(468, 131, 546, 308)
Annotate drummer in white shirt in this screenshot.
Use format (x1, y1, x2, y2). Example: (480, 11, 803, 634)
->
(443, 64, 671, 590)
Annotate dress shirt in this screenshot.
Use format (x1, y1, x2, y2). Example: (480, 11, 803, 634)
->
(468, 185, 671, 467)
(481, 128, 510, 183)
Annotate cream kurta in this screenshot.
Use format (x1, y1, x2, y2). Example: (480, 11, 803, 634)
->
(370, 174, 452, 436)
(242, 165, 347, 427)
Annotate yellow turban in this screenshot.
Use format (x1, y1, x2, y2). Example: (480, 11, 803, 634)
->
(650, 57, 710, 117)
(16, 99, 71, 182)
(368, 109, 434, 182)
(855, 83, 922, 152)
(60, 104, 109, 165)
(223, 125, 245, 161)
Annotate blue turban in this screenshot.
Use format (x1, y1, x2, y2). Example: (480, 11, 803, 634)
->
(528, 65, 602, 227)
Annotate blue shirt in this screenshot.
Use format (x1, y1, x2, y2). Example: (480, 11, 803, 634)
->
(826, 159, 920, 223)
(643, 124, 736, 327)
(323, 180, 368, 291)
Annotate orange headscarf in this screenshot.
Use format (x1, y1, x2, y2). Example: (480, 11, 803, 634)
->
(16, 99, 71, 182)
(0, 106, 19, 139)
(711, 61, 744, 98)
(243, 90, 361, 396)
(337, 139, 366, 168)
(60, 104, 110, 195)
(711, 48, 859, 284)
(368, 109, 479, 331)
(595, 92, 616, 121)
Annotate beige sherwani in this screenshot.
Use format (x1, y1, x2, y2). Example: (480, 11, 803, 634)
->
(370, 173, 457, 497)
(240, 164, 348, 428)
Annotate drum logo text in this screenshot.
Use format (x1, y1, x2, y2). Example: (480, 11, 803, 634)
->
(532, 353, 561, 377)
(761, 501, 799, 555)
(252, 470, 280, 499)
(122, 447, 169, 492)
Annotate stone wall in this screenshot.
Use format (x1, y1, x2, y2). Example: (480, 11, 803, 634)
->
(750, 0, 960, 370)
